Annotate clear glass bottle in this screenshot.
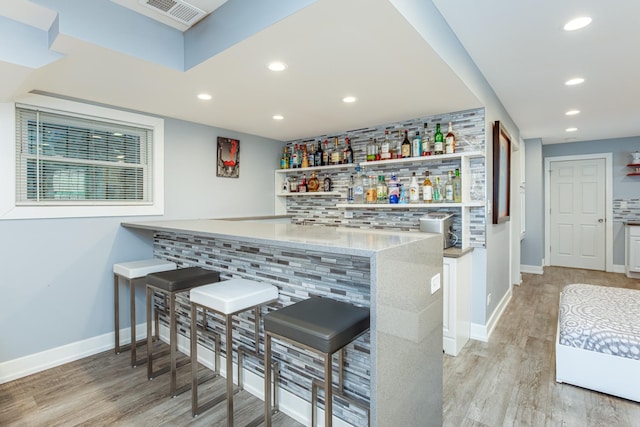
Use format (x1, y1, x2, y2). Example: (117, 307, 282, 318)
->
(409, 172, 420, 203)
(412, 131, 422, 157)
(354, 165, 365, 204)
(444, 171, 454, 202)
(433, 176, 442, 202)
(347, 175, 354, 203)
(376, 175, 388, 204)
(281, 146, 289, 169)
(322, 139, 330, 166)
(366, 138, 377, 161)
(422, 170, 433, 203)
(453, 168, 462, 203)
(292, 144, 299, 168)
(421, 123, 431, 156)
(434, 124, 444, 155)
(445, 121, 456, 154)
(331, 137, 341, 165)
(388, 174, 400, 204)
(381, 130, 391, 160)
(365, 175, 377, 204)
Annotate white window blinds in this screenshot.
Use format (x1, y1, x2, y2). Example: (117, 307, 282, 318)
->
(15, 106, 153, 206)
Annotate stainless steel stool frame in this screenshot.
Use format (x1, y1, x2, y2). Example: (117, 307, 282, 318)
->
(114, 274, 160, 366)
(190, 302, 279, 427)
(264, 331, 370, 427)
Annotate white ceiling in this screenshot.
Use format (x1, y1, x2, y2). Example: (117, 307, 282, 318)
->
(1, 0, 639, 145)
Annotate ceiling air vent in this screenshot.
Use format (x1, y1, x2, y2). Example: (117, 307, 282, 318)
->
(140, 0, 207, 26)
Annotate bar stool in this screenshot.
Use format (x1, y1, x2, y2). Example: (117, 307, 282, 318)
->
(263, 297, 370, 427)
(189, 278, 279, 426)
(113, 259, 177, 366)
(146, 266, 221, 397)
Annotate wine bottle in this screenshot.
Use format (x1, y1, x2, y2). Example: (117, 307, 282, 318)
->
(345, 137, 354, 164)
(445, 122, 456, 154)
(401, 130, 411, 158)
(315, 142, 323, 166)
(422, 170, 433, 203)
(453, 168, 462, 203)
(434, 124, 444, 155)
(421, 123, 431, 156)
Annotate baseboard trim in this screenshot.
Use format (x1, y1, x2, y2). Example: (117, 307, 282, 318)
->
(470, 287, 513, 342)
(0, 323, 148, 385)
(612, 264, 625, 274)
(520, 264, 544, 275)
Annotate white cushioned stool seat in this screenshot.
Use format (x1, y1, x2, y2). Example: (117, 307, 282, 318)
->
(114, 259, 176, 279)
(190, 278, 278, 314)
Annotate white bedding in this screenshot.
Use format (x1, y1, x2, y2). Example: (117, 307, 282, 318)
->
(559, 284, 640, 360)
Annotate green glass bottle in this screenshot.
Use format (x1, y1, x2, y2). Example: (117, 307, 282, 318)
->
(434, 123, 444, 155)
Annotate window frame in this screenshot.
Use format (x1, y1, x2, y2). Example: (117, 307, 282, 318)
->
(1, 94, 165, 220)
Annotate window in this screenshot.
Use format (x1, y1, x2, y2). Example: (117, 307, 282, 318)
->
(1, 95, 164, 219)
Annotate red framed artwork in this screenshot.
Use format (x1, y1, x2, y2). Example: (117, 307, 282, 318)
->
(217, 136, 240, 178)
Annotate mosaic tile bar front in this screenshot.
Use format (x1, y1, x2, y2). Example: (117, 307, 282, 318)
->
(153, 231, 371, 426)
(282, 108, 487, 248)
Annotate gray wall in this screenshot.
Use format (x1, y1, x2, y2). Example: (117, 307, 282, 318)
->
(0, 115, 282, 363)
(521, 135, 640, 269)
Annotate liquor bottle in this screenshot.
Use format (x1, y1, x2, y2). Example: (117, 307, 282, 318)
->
(388, 174, 400, 204)
(308, 144, 315, 167)
(445, 122, 456, 154)
(299, 173, 308, 193)
(433, 176, 442, 203)
(381, 130, 391, 160)
(366, 138, 376, 161)
(347, 175, 354, 203)
(307, 171, 320, 192)
(323, 174, 332, 192)
(365, 175, 377, 204)
(315, 142, 323, 166)
(301, 144, 309, 168)
(434, 124, 444, 155)
(281, 146, 288, 169)
(375, 139, 381, 161)
(345, 137, 354, 164)
(292, 144, 299, 168)
(412, 131, 422, 157)
(421, 123, 431, 156)
(322, 140, 330, 166)
(354, 165, 365, 204)
(453, 168, 462, 203)
(422, 170, 433, 203)
(331, 137, 341, 165)
(444, 171, 454, 202)
(394, 130, 403, 159)
(409, 172, 420, 203)
(399, 183, 407, 204)
(401, 130, 411, 158)
(376, 175, 388, 204)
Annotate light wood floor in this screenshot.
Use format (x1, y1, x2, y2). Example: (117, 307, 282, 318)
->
(2, 267, 639, 426)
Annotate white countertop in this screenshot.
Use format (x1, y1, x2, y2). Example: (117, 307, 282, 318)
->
(122, 219, 438, 256)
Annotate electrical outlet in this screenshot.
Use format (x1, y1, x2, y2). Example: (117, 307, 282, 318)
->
(487, 293, 492, 306)
(430, 274, 441, 294)
(344, 211, 354, 219)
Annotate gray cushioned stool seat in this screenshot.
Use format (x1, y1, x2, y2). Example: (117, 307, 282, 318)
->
(146, 266, 220, 292)
(264, 297, 370, 354)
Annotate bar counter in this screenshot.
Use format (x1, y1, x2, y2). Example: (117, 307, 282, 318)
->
(122, 219, 443, 427)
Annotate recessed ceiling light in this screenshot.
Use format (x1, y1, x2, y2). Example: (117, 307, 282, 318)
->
(197, 93, 212, 100)
(565, 110, 580, 116)
(268, 62, 287, 72)
(565, 127, 578, 132)
(565, 78, 584, 86)
(564, 17, 592, 31)
(342, 96, 357, 103)
(272, 115, 284, 120)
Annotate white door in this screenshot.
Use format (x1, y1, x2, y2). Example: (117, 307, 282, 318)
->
(549, 158, 606, 270)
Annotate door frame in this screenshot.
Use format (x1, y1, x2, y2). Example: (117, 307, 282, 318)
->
(544, 153, 613, 271)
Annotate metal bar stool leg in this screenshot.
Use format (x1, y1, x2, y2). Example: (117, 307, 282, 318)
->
(169, 291, 178, 397)
(130, 276, 138, 366)
(264, 332, 272, 427)
(147, 285, 154, 378)
(114, 274, 121, 354)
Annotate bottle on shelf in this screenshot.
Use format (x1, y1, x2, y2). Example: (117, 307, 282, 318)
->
(366, 175, 377, 204)
(299, 173, 308, 193)
(401, 130, 411, 158)
(375, 139, 381, 161)
(308, 143, 316, 167)
(444, 171, 454, 202)
(331, 137, 341, 165)
(445, 122, 456, 154)
(292, 144, 299, 168)
(409, 172, 420, 203)
(376, 175, 388, 204)
(347, 175, 355, 203)
(315, 141, 323, 167)
(381, 130, 391, 160)
(323, 174, 333, 192)
(412, 130, 422, 157)
(399, 183, 407, 204)
(366, 138, 376, 161)
(422, 170, 433, 203)
(345, 137, 354, 164)
(388, 174, 400, 204)
(394, 130, 403, 159)
(322, 139, 330, 166)
(289, 176, 298, 193)
(453, 168, 462, 203)
(301, 144, 309, 168)
(433, 176, 442, 203)
(281, 146, 289, 169)
(282, 176, 290, 193)
(307, 171, 320, 192)
(434, 124, 444, 155)
(354, 165, 365, 204)
(421, 123, 431, 156)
